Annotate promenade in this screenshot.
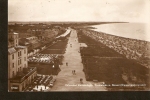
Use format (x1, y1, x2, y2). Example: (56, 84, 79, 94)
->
(50, 29, 106, 91)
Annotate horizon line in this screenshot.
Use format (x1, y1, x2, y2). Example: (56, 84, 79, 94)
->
(8, 21, 129, 23)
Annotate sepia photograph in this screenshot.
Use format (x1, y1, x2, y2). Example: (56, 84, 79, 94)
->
(8, 0, 150, 92)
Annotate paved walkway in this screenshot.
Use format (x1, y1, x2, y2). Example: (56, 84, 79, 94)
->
(50, 29, 107, 91)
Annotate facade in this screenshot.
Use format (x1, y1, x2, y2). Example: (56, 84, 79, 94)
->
(8, 31, 37, 92)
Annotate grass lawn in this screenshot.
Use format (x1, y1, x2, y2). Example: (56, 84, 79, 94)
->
(78, 33, 100, 44)
(29, 63, 60, 75)
(40, 49, 65, 54)
(84, 57, 149, 84)
(80, 46, 123, 57)
(49, 40, 68, 49)
(40, 39, 68, 54)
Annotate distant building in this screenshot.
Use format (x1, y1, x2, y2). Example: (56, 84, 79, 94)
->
(19, 36, 41, 57)
(8, 30, 37, 92)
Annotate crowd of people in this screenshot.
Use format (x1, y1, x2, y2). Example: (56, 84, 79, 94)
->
(82, 30, 150, 68)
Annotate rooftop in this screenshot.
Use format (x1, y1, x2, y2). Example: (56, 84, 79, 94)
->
(26, 36, 38, 40)
(10, 67, 36, 83)
(15, 45, 27, 49)
(8, 45, 27, 55)
(8, 47, 17, 54)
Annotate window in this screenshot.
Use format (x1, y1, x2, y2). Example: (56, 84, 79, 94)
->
(20, 59, 21, 64)
(12, 71, 14, 77)
(12, 63, 14, 68)
(24, 57, 26, 61)
(20, 51, 22, 56)
(18, 60, 19, 65)
(18, 52, 19, 57)
(18, 59, 21, 65)
(12, 54, 14, 59)
(24, 49, 26, 54)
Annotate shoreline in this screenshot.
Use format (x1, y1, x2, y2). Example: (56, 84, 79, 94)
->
(88, 23, 149, 42)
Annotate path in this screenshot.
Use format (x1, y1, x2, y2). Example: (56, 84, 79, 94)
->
(50, 29, 107, 91)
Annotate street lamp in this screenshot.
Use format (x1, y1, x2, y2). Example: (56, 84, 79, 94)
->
(52, 65, 55, 75)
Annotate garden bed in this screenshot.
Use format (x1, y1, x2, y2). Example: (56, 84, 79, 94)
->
(40, 49, 65, 54)
(40, 40, 68, 54)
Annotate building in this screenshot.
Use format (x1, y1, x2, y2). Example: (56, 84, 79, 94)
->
(19, 36, 41, 52)
(8, 30, 37, 92)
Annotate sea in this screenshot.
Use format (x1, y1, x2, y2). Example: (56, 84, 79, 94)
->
(91, 23, 150, 42)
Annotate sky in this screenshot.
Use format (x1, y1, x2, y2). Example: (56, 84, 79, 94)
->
(8, 0, 150, 23)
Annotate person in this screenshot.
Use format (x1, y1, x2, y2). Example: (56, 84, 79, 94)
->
(74, 70, 76, 75)
(80, 78, 82, 83)
(41, 87, 42, 91)
(66, 62, 68, 66)
(81, 78, 83, 84)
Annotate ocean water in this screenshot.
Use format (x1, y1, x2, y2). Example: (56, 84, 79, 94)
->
(91, 23, 150, 42)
